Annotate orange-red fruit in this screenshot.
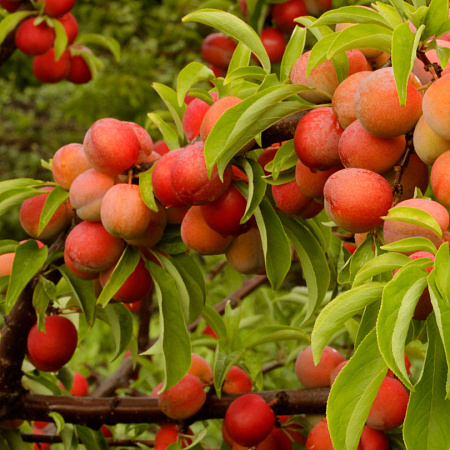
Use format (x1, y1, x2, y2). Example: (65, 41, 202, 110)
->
(153, 140, 170, 155)
(422, 74, 450, 141)
(66, 47, 92, 84)
(201, 33, 237, 69)
(354, 67, 423, 138)
(383, 198, 450, 249)
(52, 143, 92, 190)
(69, 168, 115, 222)
(99, 257, 153, 303)
(271, 0, 307, 34)
(171, 141, 232, 206)
(83, 118, 140, 176)
(158, 374, 206, 420)
(223, 366, 253, 394)
(1, 0, 22, 12)
(15, 18, 55, 55)
(182, 92, 218, 142)
(272, 180, 324, 218)
(188, 353, 214, 385)
(295, 345, 345, 388)
(33, 48, 71, 83)
(272, 415, 306, 449)
(323, 168, 393, 233)
(332, 71, 372, 129)
(124, 122, 153, 164)
(42, 0, 75, 17)
(338, 120, 406, 174)
(64, 221, 124, 274)
(431, 149, 450, 208)
(154, 424, 192, 449)
(201, 184, 248, 236)
(101, 184, 151, 240)
(225, 225, 266, 275)
(19, 188, 72, 241)
(200, 96, 242, 142)
(224, 394, 275, 447)
(260, 28, 286, 64)
(294, 107, 344, 171)
(59, 13, 78, 44)
(290, 50, 371, 103)
(366, 376, 409, 430)
(181, 206, 233, 255)
(295, 159, 342, 201)
(27, 315, 78, 372)
(69, 372, 89, 396)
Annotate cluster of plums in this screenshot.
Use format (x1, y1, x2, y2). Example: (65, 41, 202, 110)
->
(201, 0, 332, 75)
(2, 0, 92, 84)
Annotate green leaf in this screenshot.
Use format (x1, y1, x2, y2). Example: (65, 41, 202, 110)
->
(0, 11, 36, 45)
(403, 3, 428, 29)
(244, 325, 310, 349)
(204, 85, 313, 177)
(296, 16, 334, 41)
(327, 328, 388, 450)
(38, 186, 70, 236)
(139, 165, 158, 212)
(306, 32, 340, 77)
(6, 240, 48, 314)
(224, 66, 267, 85)
(0, 187, 43, 217)
(76, 425, 109, 450)
(403, 315, 450, 448)
(311, 5, 392, 28)
(177, 62, 215, 107)
(264, 140, 296, 181)
(377, 264, 428, 390)
(254, 199, 291, 290)
(33, 276, 56, 331)
(380, 237, 438, 255)
(0, 178, 47, 196)
(382, 206, 443, 239)
(102, 303, 134, 362)
(352, 252, 412, 287)
(354, 300, 381, 349)
(52, 18, 69, 60)
(75, 33, 120, 62)
(145, 261, 191, 391)
(153, 82, 186, 141)
(325, 24, 393, 60)
(97, 246, 140, 307)
(146, 112, 180, 150)
(49, 412, 65, 434)
(280, 25, 306, 82)
(182, 9, 271, 73)
(391, 22, 424, 106)
(373, 2, 403, 29)
(0, 239, 19, 255)
(213, 343, 245, 398)
(1, 430, 28, 450)
(170, 252, 206, 323)
(235, 156, 267, 224)
(58, 265, 97, 326)
(201, 304, 227, 340)
(226, 41, 252, 75)
(311, 282, 386, 364)
(422, 0, 449, 41)
(428, 271, 450, 396)
(280, 214, 330, 322)
(436, 44, 450, 69)
(434, 242, 450, 305)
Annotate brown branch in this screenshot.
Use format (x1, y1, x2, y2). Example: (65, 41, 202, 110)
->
(392, 131, 414, 205)
(10, 388, 329, 427)
(260, 112, 307, 148)
(416, 46, 443, 80)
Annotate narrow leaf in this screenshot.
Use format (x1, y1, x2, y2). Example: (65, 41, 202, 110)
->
(381, 237, 437, 255)
(182, 9, 271, 73)
(244, 325, 310, 349)
(75, 33, 120, 62)
(139, 165, 158, 212)
(6, 241, 48, 314)
(328, 329, 388, 450)
(146, 112, 180, 150)
(280, 25, 306, 82)
(422, 0, 449, 41)
(177, 62, 215, 106)
(52, 18, 68, 60)
(281, 214, 330, 322)
(311, 282, 386, 364)
(254, 200, 291, 290)
(38, 186, 70, 236)
(201, 304, 227, 340)
(226, 41, 251, 75)
(311, 6, 392, 28)
(0, 11, 36, 45)
(403, 315, 450, 448)
(103, 303, 134, 362)
(145, 262, 191, 391)
(377, 264, 428, 389)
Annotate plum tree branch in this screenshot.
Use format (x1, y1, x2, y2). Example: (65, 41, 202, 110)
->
(11, 388, 329, 427)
